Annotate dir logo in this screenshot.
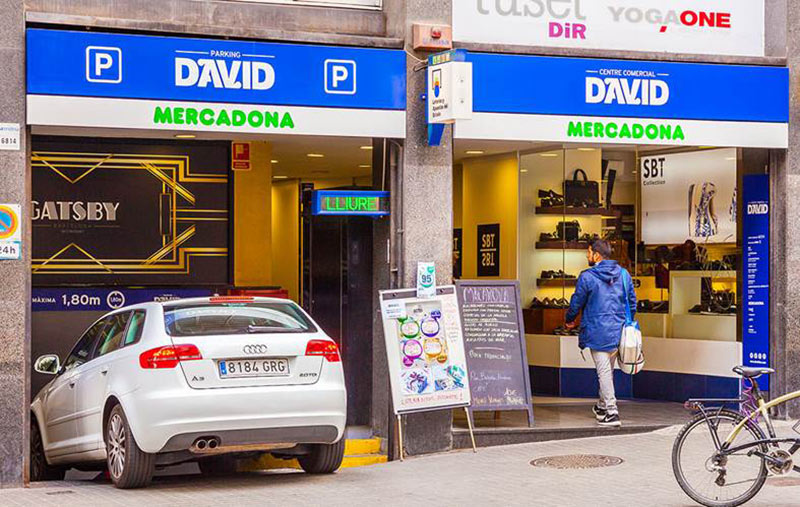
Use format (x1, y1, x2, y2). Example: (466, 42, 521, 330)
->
(324, 60, 356, 95)
(107, 290, 126, 309)
(86, 46, 122, 84)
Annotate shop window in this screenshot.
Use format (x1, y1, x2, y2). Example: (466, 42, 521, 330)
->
(519, 147, 741, 344)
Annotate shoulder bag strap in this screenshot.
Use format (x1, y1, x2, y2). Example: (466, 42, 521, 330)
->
(620, 270, 633, 325)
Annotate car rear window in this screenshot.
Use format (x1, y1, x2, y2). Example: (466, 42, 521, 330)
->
(163, 302, 317, 336)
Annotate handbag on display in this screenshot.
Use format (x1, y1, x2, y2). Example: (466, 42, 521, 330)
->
(564, 168, 600, 208)
(618, 273, 645, 375)
(557, 220, 581, 242)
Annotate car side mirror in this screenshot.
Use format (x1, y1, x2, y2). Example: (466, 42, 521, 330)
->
(34, 354, 60, 375)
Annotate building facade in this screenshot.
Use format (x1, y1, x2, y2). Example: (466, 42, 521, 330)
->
(0, 0, 798, 487)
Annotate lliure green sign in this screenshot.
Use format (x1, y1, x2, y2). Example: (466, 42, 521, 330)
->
(567, 120, 685, 142)
(312, 191, 390, 217)
(153, 106, 295, 130)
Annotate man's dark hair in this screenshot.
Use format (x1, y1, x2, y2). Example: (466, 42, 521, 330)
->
(591, 239, 613, 259)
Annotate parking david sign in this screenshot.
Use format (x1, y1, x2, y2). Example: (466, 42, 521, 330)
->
(454, 0, 765, 57)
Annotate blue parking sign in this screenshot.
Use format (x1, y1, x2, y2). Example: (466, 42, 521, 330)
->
(86, 46, 122, 83)
(325, 59, 356, 95)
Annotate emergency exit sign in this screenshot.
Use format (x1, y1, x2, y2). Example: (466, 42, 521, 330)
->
(312, 190, 390, 217)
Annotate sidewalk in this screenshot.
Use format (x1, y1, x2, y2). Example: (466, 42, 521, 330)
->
(3, 425, 799, 506)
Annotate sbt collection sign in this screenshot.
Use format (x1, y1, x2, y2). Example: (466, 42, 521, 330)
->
(312, 191, 390, 217)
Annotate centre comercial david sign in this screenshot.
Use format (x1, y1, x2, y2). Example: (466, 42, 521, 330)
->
(25, 29, 407, 138)
(454, 52, 789, 149)
(454, 0, 765, 57)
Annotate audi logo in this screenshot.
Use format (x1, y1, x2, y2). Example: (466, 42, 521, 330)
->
(243, 344, 268, 355)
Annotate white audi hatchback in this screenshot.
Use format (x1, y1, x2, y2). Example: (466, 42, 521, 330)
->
(30, 296, 347, 488)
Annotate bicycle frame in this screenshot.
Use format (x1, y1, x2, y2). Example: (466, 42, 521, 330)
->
(724, 389, 800, 446)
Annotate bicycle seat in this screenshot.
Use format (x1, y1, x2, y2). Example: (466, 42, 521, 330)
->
(733, 365, 775, 378)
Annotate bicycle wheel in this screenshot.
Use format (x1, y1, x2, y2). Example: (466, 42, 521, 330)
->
(672, 409, 768, 507)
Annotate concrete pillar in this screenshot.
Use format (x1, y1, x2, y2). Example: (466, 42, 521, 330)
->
(775, 0, 800, 416)
(399, 0, 454, 456)
(0, 0, 29, 487)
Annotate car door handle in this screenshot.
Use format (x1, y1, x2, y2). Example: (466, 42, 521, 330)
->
(101, 369, 109, 376)
(68, 381, 76, 388)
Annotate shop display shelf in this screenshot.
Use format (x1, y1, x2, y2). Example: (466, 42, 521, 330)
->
(535, 206, 619, 217)
(537, 278, 577, 287)
(535, 241, 591, 250)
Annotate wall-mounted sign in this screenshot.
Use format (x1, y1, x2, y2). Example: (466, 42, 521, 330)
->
(416, 262, 436, 298)
(0, 124, 20, 151)
(453, 228, 463, 279)
(640, 149, 737, 245)
(742, 174, 770, 391)
(427, 49, 473, 125)
(379, 286, 471, 415)
(26, 29, 406, 138)
(453, 0, 765, 58)
(455, 53, 788, 148)
(0, 204, 22, 260)
(311, 190, 390, 217)
(412, 23, 453, 51)
(231, 142, 251, 171)
(477, 223, 500, 277)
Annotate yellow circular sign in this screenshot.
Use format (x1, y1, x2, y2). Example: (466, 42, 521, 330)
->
(0, 205, 19, 240)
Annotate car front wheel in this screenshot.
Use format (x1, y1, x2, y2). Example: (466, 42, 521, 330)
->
(298, 439, 345, 474)
(30, 418, 65, 481)
(105, 404, 155, 489)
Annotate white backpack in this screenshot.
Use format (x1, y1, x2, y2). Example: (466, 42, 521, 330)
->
(618, 273, 645, 375)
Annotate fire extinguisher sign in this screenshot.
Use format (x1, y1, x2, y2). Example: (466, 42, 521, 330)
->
(232, 142, 251, 171)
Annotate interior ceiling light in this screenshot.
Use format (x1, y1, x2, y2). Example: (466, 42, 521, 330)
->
(520, 169, 529, 173)
(174, 134, 196, 139)
(307, 153, 325, 158)
(465, 150, 485, 155)
(360, 145, 373, 150)
(540, 153, 559, 158)
(273, 175, 288, 179)
(577, 148, 595, 152)
(359, 164, 371, 168)
(271, 160, 278, 164)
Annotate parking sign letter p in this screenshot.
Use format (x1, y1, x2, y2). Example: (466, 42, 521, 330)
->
(333, 66, 349, 87)
(95, 53, 114, 77)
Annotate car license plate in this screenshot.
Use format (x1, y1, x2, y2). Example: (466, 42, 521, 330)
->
(218, 358, 290, 378)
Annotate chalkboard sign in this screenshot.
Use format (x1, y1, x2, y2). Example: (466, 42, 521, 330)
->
(456, 280, 534, 426)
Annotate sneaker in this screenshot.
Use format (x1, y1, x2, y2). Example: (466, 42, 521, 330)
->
(598, 413, 622, 428)
(592, 404, 607, 421)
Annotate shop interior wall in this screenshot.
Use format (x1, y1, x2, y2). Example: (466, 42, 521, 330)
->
(460, 154, 518, 280)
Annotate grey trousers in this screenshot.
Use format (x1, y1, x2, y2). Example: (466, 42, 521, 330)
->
(591, 349, 619, 416)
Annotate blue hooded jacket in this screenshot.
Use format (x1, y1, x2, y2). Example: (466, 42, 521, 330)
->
(565, 260, 637, 352)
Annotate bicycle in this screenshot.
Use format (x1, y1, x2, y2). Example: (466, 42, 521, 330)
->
(671, 366, 800, 507)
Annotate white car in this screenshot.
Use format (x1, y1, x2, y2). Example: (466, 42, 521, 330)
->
(30, 296, 347, 488)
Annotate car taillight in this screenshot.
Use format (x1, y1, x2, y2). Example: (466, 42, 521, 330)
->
(139, 344, 203, 369)
(305, 340, 341, 362)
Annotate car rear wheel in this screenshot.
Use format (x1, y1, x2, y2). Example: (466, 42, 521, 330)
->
(198, 455, 238, 476)
(105, 404, 155, 489)
(298, 439, 345, 474)
(30, 418, 65, 481)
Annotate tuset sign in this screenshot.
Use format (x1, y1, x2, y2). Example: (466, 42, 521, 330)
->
(453, 0, 765, 57)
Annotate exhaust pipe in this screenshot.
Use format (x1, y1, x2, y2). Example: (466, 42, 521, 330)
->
(191, 436, 221, 453)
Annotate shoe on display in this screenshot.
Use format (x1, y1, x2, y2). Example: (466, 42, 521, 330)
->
(598, 413, 622, 427)
(556, 298, 569, 308)
(592, 404, 607, 421)
(530, 298, 544, 308)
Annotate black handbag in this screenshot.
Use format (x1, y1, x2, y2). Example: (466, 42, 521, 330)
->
(564, 168, 600, 207)
(557, 220, 580, 242)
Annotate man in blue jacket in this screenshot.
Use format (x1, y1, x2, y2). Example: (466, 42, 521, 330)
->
(565, 239, 636, 427)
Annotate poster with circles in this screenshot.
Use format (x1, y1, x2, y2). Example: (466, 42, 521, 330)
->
(380, 286, 471, 415)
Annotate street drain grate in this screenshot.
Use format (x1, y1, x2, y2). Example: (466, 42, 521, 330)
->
(45, 490, 75, 495)
(530, 454, 624, 470)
